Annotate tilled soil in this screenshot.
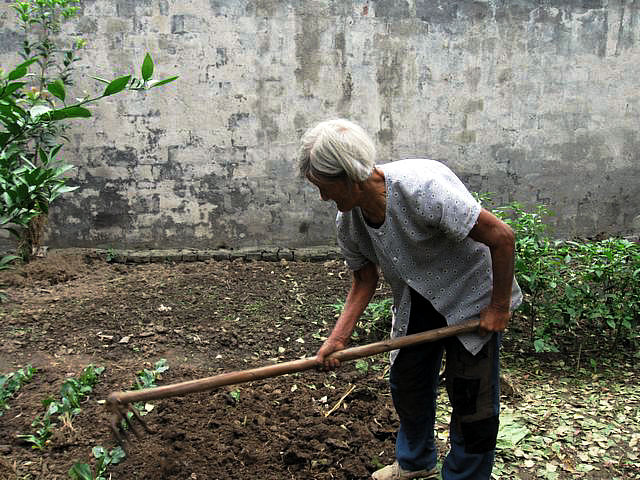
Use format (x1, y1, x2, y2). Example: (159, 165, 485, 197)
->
(0, 250, 417, 480)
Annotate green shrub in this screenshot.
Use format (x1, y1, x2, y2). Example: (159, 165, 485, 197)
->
(493, 200, 639, 352)
(1, 0, 178, 262)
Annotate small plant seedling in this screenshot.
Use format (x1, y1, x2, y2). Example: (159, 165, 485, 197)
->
(134, 359, 169, 390)
(105, 247, 117, 262)
(229, 389, 241, 403)
(19, 414, 53, 450)
(355, 359, 369, 374)
(0, 365, 36, 414)
(69, 445, 126, 480)
(119, 359, 170, 429)
(18, 365, 103, 449)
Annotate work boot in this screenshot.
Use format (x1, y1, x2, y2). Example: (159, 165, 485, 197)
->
(371, 461, 439, 479)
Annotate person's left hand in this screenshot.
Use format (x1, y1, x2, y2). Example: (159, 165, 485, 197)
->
(478, 304, 511, 335)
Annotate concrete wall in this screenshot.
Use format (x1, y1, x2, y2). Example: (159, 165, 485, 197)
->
(1, 0, 639, 249)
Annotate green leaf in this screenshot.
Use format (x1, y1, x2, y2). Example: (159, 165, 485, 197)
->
(102, 75, 131, 97)
(110, 446, 126, 464)
(47, 80, 66, 102)
(89, 76, 111, 84)
(44, 106, 92, 121)
(2, 192, 14, 208)
(7, 66, 28, 81)
(38, 147, 48, 164)
(0, 255, 20, 266)
(49, 144, 64, 161)
(14, 58, 38, 71)
(148, 75, 179, 89)
(92, 445, 106, 459)
(0, 132, 11, 147)
(68, 463, 94, 480)
(46, 402, 60, 416)
(496, 414, 529, 449)
(0, 82, 27, 100)
(52, 185, 79, 197)
(141, 53, 154, 82)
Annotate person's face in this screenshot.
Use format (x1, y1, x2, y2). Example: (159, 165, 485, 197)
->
(306, 172, 359, 212)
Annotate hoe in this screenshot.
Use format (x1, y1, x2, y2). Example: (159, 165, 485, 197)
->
(106, 320, 480, 443)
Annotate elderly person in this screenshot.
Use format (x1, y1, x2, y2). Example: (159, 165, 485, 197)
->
(298, 119, 522, 480)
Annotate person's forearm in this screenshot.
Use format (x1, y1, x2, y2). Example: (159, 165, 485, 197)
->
(469, 209, 516, 311)
(329, 263, 379, 344)
(489, 237, 515, 311)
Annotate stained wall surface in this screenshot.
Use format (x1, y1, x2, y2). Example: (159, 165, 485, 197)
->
(1, 0, 639, 249)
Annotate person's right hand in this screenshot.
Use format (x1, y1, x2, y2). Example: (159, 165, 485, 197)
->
(315, 337, 347, 370)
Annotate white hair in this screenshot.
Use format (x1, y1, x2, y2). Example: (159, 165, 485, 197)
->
(298, 118, 376, 182)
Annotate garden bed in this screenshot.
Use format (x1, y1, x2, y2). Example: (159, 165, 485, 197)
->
(0, 250, 638, 479)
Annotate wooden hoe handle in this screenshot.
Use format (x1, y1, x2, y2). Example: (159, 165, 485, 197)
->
(106, 319, 480, 406)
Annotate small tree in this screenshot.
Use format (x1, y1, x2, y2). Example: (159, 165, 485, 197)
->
(0, 0, 178, 262)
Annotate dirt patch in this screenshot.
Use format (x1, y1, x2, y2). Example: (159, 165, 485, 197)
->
(0, 251, 404, 480)
(3, 251, 637, 479)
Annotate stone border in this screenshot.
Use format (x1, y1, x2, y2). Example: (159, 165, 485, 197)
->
(95, 246, 342, 264)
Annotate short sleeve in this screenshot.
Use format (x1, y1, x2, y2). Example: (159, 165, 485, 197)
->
(336, 213, 371, 271)
(399, 162, 481, 242)
(438, 186, 481, 241)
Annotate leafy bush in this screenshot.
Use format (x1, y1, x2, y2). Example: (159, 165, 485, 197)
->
(1, 0, 178, 262)
(550, 238, 639, 346)
(493, 201, 639, 352)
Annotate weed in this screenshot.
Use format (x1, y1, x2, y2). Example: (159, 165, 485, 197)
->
(331, 297, 392, 343)
(355, 359, 369, 374)
(134, 359, 169, 390)
(229, 389, 241, 403)
(105, 248, 117, 262)
(244, 300, 265, 314)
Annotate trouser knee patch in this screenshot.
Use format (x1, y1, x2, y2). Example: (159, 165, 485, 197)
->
(451, 377, 480, 416)
(461, 415, 499, 454)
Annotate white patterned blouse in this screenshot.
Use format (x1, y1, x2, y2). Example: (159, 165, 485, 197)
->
(336, 159, 522, 361)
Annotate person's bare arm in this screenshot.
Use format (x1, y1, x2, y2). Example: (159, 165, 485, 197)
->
(469, 208, 516, 332)
(316, 262, 379, 369)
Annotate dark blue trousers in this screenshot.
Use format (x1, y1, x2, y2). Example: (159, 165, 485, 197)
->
(390, 290, 500, 479)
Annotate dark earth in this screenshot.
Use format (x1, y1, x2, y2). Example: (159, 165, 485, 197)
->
(1, 250, 638, 480)
(0, 250, 413, 480)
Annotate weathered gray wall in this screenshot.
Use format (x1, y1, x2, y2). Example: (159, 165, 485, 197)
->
(1, 0, 639, 249)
